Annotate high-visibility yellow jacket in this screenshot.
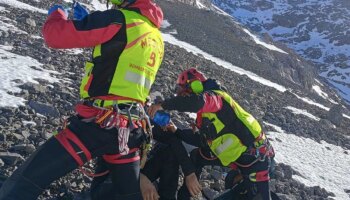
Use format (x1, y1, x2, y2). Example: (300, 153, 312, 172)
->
(162, 90, 263, 166)
(80, 9, 164, 103)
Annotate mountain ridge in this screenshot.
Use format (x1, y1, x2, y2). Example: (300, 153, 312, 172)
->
(211, 0, 350, 104)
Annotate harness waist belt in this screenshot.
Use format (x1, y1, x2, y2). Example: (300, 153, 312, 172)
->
(82, 100, 142, 117)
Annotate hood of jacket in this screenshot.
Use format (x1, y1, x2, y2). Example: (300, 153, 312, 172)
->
(126, 0, 163, 28)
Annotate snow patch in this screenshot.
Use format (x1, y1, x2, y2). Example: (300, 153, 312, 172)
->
(0, 46, 59, 107)
(242, 28, 288, 54)
(161, 20, 171, 29)
(264, 122, 350, 200)
(343, 114, 350, 120)
(216, 0, 350, 105)
(22, 120, 36, 126)
(0, 16, 28, 35)
(312, 85, 328, 99)
(195, 0, 207, 9)
(0, 0, 46, 13)
(187, 113, 197, 120)
(64, 49, 84, 55)
(284, 106, 320, 121)
(90, 0, 106, 11)
(31, 35, 42, 39)
(292, 92, 330, 111)
(327, 79, 350, 104)
(312, 84, 338, 104)
(211, 4, 232, 17)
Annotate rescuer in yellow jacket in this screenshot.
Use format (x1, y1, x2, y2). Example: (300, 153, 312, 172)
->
(148, 68, 275, 200)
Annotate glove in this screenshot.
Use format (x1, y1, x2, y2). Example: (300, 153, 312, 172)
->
(48, 5, 68, 16)
(73, 2, 89, 20)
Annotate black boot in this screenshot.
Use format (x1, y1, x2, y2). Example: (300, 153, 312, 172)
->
(0, 137, 78, 200)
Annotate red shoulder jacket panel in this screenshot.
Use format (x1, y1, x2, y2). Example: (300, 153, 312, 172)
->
(199, 93, 223, 113)
(42, 1, 163, 49)
(42, 10, 123, 49)
(161, 91, 223, 113)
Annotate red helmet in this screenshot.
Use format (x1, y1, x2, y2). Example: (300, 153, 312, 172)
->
(176, 68, 207, 86)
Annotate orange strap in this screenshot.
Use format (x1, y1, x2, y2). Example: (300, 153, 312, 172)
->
(95, 109, 113, 124)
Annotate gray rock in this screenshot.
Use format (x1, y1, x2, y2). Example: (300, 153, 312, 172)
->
(9, 144, 36, 154)
(276, 193, 297, 200)
(21, 130, 31, 139)
(0, 117, 8, 125)
(29, 101, 59, 118)
(210, 170, 223, 181)
(327, 105, 343, 126)
(0, 152, 24, 165)
(202, 187, 220, 200)
(210, 180, 224, 191)
(25, 18, 36, 27)
(12, 133, 24, 140)
(21, 83, 48, 94)
(0, 133, 6, 142)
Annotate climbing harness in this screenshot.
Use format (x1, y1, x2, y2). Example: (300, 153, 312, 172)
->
(232, 132, 274, 169)
(55, 99, 153, 177)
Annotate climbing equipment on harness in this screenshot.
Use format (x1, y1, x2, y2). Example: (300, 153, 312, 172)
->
(56, 99, 153, 177)
(248, 170, 270, 182)
(229, 132, 275, 169)
(140, 107, 153, 169)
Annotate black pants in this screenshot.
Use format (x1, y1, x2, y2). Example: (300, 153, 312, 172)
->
(91, 143, 180, 200)
(178, 148, 272, 200)
(0, 116, 144, 200)
(90, 157, 141, 200)
(141, 144, 180, 200)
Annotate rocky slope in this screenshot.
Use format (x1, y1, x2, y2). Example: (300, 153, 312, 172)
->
(0, 0, 349, 199)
